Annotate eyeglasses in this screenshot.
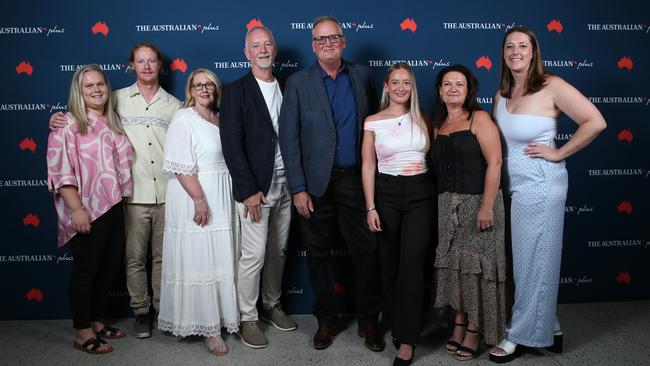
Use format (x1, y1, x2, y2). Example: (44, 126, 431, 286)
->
(312, 34, 343, 45)
(192, 82, 216, 91)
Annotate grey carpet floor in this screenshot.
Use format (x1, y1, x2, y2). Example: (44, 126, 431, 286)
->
(1, 301, 648, 365)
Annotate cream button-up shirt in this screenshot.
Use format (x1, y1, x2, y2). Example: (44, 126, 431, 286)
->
(114, 83, 181, 204)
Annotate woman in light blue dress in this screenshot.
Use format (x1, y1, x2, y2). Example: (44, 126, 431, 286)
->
(489, 26, 606, 363)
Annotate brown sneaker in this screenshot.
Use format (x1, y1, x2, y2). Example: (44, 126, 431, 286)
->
(239, 321, 268, 349)
(260, 304, 297, 331)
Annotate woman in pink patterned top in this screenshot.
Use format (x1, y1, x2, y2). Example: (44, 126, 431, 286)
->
(361, 62, 434, 365)
(47, 64, 133, 355)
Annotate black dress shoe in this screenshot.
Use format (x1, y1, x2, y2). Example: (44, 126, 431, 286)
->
(313, 323, 337, 350)
(358, 323, 385, 352)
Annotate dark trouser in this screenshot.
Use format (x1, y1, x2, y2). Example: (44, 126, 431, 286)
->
(376, 173, 435, 345)
(298, 171, 381, 326)
(69, 202, 124, 330)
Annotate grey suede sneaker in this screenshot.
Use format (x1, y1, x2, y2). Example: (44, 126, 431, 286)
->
(260, 304, 297, 331)
(239, 321, 268, 349)
(132, 314, 152, 338)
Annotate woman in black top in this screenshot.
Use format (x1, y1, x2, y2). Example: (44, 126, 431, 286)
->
(431, 64, 506, 360)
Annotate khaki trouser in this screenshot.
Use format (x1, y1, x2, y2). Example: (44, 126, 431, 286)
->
(124, 203, 165, 315)
(236, 182, 292, 321)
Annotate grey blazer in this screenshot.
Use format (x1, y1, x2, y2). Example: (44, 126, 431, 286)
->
(279, 61, 377, 197)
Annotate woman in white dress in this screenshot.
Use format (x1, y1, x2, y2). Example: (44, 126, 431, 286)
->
(158, 68, 239, 356)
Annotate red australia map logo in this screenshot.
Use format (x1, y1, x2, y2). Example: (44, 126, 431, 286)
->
(616, 272, 631, 284)
(617, 129, 633, 143)
(333, 282, 347, 295)
(170, 58, 188, 73)
(19, 137, 37, 152)
(246, 18, 264, 30)
(23, 213, 41, 228)
(26, 288, 44, 302)
(617, 201, 633, 214)
(475, 56, 492, 70)
(91, 21, 109, 37)
(547, 19, 563, 33)
(400, 18, 417, 33)
(16, 61, 33, 76)
(617, 56, 633, 70)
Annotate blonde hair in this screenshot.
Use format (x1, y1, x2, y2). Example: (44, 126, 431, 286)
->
(183, 68, 222, 109)
(67, 64, 122, 135)
(379, 62, 430, 149)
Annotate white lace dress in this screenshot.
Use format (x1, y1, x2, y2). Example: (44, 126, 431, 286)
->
(158, 108, 239, 337)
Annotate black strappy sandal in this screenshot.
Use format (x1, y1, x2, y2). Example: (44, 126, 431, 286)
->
(454, 327, 482, 361)
(446, 322, 467, 354)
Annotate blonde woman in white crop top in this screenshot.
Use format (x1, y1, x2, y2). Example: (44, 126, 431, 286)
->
(361, 62, 433, 365)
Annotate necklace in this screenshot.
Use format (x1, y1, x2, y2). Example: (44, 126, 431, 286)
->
(396, 113, 409, 126)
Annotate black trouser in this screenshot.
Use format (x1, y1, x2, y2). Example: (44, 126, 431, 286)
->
(298, 171, 381, 326)
(69, 202, 124, 330)
(376, 173, 435, 345)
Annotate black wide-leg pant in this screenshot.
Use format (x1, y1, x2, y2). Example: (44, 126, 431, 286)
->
(376, 173, 435, 345)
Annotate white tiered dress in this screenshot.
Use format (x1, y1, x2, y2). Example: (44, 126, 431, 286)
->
(158, 108, 239, 337)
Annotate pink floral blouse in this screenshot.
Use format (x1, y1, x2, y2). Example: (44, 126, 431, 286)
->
(47, 113, 133, 246)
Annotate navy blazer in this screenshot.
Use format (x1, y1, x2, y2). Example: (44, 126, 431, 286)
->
(220, 71, 282, 202)
(279, 61, 378, 197)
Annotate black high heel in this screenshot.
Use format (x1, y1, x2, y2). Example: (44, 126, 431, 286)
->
(446, 322, 467, 354)
(392, 344, 416, 366)
(545, 332, 563, 353)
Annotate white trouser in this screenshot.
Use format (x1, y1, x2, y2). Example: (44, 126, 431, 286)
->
(236, 181, 292, 321)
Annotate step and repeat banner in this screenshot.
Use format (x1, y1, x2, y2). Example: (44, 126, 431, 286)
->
(2, 0, 648, 320)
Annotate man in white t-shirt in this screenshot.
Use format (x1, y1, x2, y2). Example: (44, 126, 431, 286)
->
(220, 26, 296, 349)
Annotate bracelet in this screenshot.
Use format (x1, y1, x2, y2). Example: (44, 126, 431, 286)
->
(193, 197, 206, 204)
(366, 206, 376, 212)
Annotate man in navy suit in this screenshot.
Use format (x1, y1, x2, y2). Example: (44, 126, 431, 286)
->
(220, 26, 297, 350)
(279, 16, 383, 352)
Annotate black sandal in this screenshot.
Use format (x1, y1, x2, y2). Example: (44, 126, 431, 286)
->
(73, 337, 113, 354)
(446, 322, 467, 354)
(96, 325, 126, 339)
(454, 328, 482, 361)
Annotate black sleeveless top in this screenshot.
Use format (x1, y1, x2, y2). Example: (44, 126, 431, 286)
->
(432, 129, 487, 195)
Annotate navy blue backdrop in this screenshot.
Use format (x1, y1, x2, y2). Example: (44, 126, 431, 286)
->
(2, 0, 648, 320)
